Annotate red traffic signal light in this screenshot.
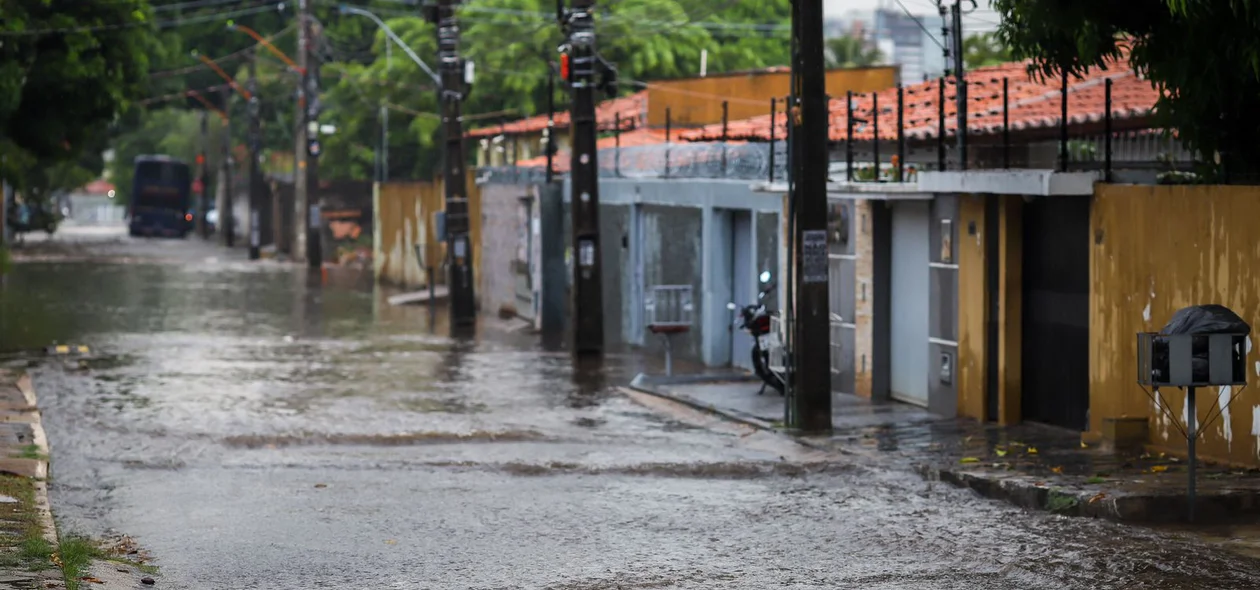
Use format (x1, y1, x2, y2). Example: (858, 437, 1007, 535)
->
(195, 154, 205, 165)
(560, 53, 570, 81)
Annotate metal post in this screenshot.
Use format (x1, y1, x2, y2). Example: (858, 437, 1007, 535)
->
(1104, 77, 1112, 182)
(720, 100, 729, 177)
(872, 92, 880, 182)
(1003, 77, 1010, 169)
(1060, 69, 1069, 172)
(789, 0, 832, 432)
(937, 77, 946, 170)
(248, 49, 262, 260)
(769, 97, 777, 183)
(434, 0, 476, 326)
(562, 0, 605, 355)
(383, 39, 391, 182)
(220, 86, 235, 248)
(614, 112, 621, 177)
(845, 90, 854, 181)
(199, 111, 210, 239)
(664, 107, 672, 178)
(663, 334, 673, 377)
(546, 63, 556, 183)
(1188, 386, 1197, 522)
(951, 1, 967, 170)
(897, 85, 905, 182)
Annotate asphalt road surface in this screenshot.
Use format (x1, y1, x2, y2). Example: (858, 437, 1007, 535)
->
(3, 226, 1259, 589)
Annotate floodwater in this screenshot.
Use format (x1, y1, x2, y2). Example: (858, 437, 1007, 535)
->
(2, 227, 1260, 589)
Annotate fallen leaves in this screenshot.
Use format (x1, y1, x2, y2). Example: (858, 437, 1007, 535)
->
(1088, 492, 1107, 504)
(994, 448, 1008, 457)
(1027, 447, 1039, 455)
(1050, 466, 1064, 474)
(960, 457, 980, 464)
(314, 483, 328, 489)
(384, 539, 398, 545)
(79, 577, 104, 585)
(1150, 465, 1169, 474)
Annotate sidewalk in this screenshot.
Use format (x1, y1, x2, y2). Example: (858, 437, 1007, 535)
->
(0, 368, 62, 589)
(629, 374, 1260, 525)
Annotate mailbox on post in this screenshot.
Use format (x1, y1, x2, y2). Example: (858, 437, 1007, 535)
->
(1137, 304, 1251, 522)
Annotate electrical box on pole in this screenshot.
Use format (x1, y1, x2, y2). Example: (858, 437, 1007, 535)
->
(428, 0, 477, 327)
(559, 0, 616, 356)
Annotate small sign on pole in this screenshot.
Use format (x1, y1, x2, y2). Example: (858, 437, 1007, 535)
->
(801, 229, 828, 284)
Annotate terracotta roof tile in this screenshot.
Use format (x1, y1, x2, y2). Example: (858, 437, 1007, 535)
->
(681, 59, 1158, 142)
(466, 90, 648, 139)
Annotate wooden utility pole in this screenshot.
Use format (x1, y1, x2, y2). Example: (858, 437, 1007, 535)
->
(787, 0, 832, 432)
(949, 0, 968, 168)
(560, 0, 605, 355)
(431, 0, 477, 326)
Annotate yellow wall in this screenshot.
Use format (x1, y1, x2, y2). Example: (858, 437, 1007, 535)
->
(646, 66, 899, 128)
(1092, 184, 1260, 465)
(374, 172, 481, 289)
(957, 195, 987, 421)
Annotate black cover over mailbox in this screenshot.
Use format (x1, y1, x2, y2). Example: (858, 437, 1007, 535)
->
(1138, 304, 1251, 387)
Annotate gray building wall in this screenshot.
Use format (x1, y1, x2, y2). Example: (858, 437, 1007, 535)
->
(928, 194, 960, 417)
(479, 177, 781, 367)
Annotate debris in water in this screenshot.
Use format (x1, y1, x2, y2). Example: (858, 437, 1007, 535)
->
(960, 457, 980, 464)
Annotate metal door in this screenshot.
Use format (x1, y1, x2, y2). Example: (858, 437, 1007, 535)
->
(890, 201, 930, 406)
(1021, 196, 1090, 430)
(514, 196, 535, 321)
(730, 211, 754, 369)
(628, 204, 646, 346)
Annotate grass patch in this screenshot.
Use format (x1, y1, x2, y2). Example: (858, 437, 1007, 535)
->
(0, 473, 53, 572)
(13, 444, 46, 461)
(57, 536, 103, 590)
(1046, 490, 1081, 514)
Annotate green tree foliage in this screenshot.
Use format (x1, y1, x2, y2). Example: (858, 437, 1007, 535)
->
(992, 0, 1260, 176)
(100, 0, 793, 187)
(825, 34, 883, 69)
(1, 0, 154, 201)
(962, 32, 1012, 69)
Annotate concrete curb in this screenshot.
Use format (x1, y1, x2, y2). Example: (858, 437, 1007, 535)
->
(626, 373, 842, 454)
(627, 372, 1260, 525)
(917, 463, 1260, 524)
(13, 373, 58, 549)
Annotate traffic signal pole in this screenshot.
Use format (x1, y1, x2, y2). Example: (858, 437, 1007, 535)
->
(197, 111, 210, 239)
(787, 0, 832, 432)
(560, 0, 604, 355)
(433, 0, 477, 326)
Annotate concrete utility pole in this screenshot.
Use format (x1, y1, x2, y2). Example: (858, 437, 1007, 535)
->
(787, 0, 832, 432)
(247, 49, 263, 260)
(559, 0, 605, 355)
(294, 0, 323, 267)
(220, 86, 235, 248)
(429, 0, 477, 326)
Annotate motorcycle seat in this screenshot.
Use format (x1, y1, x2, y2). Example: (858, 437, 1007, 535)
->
(648, 324, 690, 335)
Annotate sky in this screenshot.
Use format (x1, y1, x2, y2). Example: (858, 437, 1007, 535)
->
(824, 0, 1002, 34)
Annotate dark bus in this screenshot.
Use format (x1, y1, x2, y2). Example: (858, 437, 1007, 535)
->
(129, 155, 193, 238)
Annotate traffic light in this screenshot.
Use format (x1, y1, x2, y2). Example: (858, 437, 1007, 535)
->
(559, 52, 571, 82)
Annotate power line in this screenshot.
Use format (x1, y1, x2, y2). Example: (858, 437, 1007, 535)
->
(0, 1, 284, 37)
(149, 24, 296, 78)
(894, 0, 946, 50)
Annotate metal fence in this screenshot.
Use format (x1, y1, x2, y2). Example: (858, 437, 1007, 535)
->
(477, 141, 789, 185)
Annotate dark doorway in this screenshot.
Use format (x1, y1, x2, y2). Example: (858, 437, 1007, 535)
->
(1021, 196, 1091, 431)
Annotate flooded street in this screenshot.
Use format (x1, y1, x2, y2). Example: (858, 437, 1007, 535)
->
(3, 228, 1260, 589)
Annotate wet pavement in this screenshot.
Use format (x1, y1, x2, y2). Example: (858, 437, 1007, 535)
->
(4, 226, 1260, 588)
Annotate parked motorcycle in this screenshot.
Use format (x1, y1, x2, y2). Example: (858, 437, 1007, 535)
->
(727, 271, 785, 395)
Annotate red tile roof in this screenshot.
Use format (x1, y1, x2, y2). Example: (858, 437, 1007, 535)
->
(680, 59, 1159, 142)
(513, 128, 670, 172)
(466, 90, 648, 139)
(80, 179, 116, 194)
